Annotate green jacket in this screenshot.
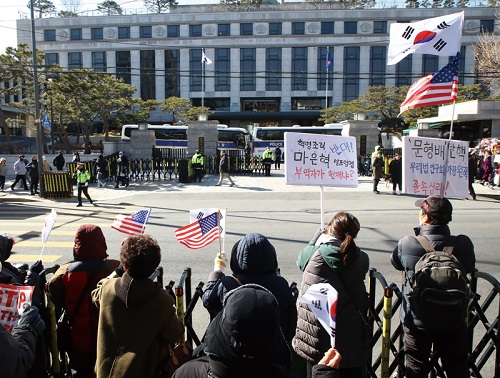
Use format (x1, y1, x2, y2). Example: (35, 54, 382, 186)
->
(263, 149, 274, 160)
(75, 169, 91, 184)
(191, 153, 204, 166)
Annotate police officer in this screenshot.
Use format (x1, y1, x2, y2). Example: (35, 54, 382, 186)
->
(263, 147, 274, 176)
(74, 162, 94, 207)
(191, 150, 204, 183)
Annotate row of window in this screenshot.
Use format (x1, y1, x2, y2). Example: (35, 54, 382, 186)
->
(43, 21, 389, 42)
(44, 46, 468, 104)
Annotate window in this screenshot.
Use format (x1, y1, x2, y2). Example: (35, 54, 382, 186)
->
(266, 48, 282, 91)
(317, 47, 333, 94)
(292, 47, 307, 90)
(165, 50, 180, 98)
(68, 52, 82, 69)
(140, 26, 152, 38)
(215, 48, 230, 91)
(167, 25, 180, 38)
(140, 50, 155, 100)
(370, 46, 386, 86)
(269, 23, 282, 36)
(480, 20, 495, 33)
(292, 22, 305, 35)
(240, 48, 256, 91)
(292, 98, 324, 110)
(241, 98, 279, 112)
(240, 23, 253, 36)
(343, 46, 359, 102)
(321, 22, 334, 35)
(116, 51, 131, 84)
(189, 25, 202, 37)
(44, 29, 56, 42)
(422, 54, 438, 75)
(396, 55, 412, 87)
(344, 21, 357, 34)
(458, 45, 466, 84)
(70, 29, 82, 41)
(218, 24, 230, 36)
(189, 49, 202, 92)
(203, 98, 230, 111)
(118, 27, 130, 39)
(45, 53, 59, 66)
(91, 28, 103, 40)
(92, 52, 106, 72)
(374, 21, 387, 34)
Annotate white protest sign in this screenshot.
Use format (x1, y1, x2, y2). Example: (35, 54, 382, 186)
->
(0, 284, 34, 333)
(300, 283, 338, 346)
(285, 133, 358, 187)
(190, 208, 226, 238)
(403, 136, 468, 198)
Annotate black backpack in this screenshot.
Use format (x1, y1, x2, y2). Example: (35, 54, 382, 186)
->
(408, 235, 470, 331)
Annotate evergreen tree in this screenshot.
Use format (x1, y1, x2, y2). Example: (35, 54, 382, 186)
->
(27, 0, 56, 18)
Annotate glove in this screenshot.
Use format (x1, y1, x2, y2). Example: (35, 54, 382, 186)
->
(15, 304, 46, 338)
(213, 251, 227, 272)
(29, 260, 44, 274)
(310, 227, 325, 245)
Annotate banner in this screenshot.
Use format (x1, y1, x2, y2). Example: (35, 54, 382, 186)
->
(285, 133, 358, 187)
(0, 284, 34, 333)
(403, 136, 468, 198)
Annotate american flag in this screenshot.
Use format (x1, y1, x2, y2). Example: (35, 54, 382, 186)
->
(175, 212, 219, 250)
(111, 208, 151, 235)
(399, 54, 459, 116)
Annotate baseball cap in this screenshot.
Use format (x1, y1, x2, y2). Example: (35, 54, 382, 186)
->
(415, 196, 452, 223)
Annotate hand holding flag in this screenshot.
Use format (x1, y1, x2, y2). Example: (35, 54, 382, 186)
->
(175, 212, 219, 250)
(112, 208, 151, 235)
(213, 251, 227, 272)
(300, 283, 338, 347)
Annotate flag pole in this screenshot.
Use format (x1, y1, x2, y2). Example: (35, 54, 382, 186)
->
(202, 49, 205, 108)
(218, 209, 222, 253)
(141, 208, 152, 234)
(320, 185, 324, 227)
(440, 100, 457, 196)
(325, 47, 329, 109)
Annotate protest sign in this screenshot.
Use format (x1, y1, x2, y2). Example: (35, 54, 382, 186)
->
(0, 284, 34, 333)
(285, 133, 358, 187)
(403, 136, 468, 198)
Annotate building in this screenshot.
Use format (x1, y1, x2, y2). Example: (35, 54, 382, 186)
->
(13, 2, 497, 131)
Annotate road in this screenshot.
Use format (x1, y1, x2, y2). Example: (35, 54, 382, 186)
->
(1, 173, 498, 375)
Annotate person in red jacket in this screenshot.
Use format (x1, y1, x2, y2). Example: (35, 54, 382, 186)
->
(48, 224, 119, 377)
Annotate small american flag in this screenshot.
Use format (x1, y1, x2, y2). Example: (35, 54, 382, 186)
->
(399, 54, 459, 115)
(111, 208, 151, 235)
(175, 212, 219, 250)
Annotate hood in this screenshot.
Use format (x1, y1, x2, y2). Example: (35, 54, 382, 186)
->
(0, 233, 14, 262)
(205, 284, 290, 368)
(73, 224, 108, 260)
(230, 233, 278, 275)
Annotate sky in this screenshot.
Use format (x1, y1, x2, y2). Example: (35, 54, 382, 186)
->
(0, 0, 218, 54)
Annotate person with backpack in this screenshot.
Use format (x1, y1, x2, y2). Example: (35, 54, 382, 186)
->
(391, 195, 476, 377)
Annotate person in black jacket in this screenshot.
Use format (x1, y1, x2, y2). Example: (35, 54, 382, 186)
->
(53, 151, 66, 171)
(216, 150, 235, 187)
(391, 196, 475, 378)
(202, 233, 297, 345)
(26, 156, 39, 195)
(388, 153, 402, 195)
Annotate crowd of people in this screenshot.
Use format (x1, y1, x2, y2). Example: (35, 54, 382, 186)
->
(0, 192, 477, 377)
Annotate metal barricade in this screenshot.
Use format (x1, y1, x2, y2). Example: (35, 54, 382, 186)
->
(41, 172, 73, 199)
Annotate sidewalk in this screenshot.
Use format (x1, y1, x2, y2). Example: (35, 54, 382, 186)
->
(1, 170, 499, 203)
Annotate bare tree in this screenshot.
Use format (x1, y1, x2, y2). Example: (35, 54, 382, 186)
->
(61, 0, 80, 13)
(475, 14, 500, 96)
(144, 0, 177, 13)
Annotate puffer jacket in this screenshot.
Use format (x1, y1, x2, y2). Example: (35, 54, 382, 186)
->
(202, 233, 297, 343)
(293, 235, 370, 367)
(48, 224, 119, 354)
(390, 224, 475, 330)
(0, 323, 37, 378)
(92, 272, 184, 377)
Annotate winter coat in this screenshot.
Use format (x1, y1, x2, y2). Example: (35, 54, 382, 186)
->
(53, 154, 65, 170)
(27, 160, 39, 180)
(202, 233, 297, 343)
(92, 272, 184, 378)
(48, 225, 119, 355)
(481, 155, 493, 181)
(219, 154, 229, 173)
(42, 159, 52, 172)
(13, 159, 27, 176)
(371, 156, 384, 180)
(390, 224, 475, 330)
(389, 158, 402, 181)
(0, 324, 37, 378)
(0, 163, 7, 177)
(293, 235, 370, 367)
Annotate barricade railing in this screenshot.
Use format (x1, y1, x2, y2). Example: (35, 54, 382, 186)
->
(41, 172, 73, 199)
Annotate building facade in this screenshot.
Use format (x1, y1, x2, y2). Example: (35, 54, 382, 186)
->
(14, 3, 497, 129)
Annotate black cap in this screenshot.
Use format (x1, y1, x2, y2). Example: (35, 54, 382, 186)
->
(415, 196, 452, 223)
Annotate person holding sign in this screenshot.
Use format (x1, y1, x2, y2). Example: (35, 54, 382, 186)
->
(293, 212, 370, 378)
